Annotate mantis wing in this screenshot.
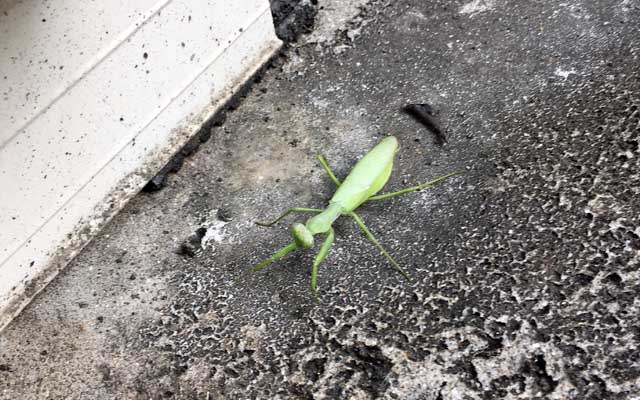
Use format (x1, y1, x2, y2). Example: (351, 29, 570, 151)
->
(330, 137, 397, 211)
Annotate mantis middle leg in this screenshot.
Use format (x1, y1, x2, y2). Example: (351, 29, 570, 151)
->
(366, 171, 462, 201)
(349, 212, 410, 280)
(255, 208, 322, 227)
(317, 155, 342, 187)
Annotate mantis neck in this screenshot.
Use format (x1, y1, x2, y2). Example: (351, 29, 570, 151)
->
(305, 202, 343, 234)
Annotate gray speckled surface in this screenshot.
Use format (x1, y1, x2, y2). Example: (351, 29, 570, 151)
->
(1, 0, 639, 399)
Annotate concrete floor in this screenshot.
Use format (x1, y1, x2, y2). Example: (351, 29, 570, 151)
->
(1, 0, 640, 399)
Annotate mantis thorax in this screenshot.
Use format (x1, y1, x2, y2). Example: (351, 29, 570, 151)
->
(304, 203, 343, 236)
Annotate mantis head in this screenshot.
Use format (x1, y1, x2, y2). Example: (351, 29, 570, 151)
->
(290, 222, 314, 249)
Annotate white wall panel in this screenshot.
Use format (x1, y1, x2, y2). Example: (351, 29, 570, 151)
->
(0, 0, 281, 330)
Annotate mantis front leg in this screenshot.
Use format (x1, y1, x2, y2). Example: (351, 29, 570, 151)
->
(349, 212, 410, 280)
(311, 228, 335, 296)
(255, 208, 322, 227)
(253, 242, 298, 272)
(366, 171, 462, 201)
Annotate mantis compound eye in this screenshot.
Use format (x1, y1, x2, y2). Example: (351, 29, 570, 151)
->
(290, 223, 314, 249)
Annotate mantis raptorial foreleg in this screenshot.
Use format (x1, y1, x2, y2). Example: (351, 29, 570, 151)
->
(317, 155, 342, 186)
(349, 212, 410, 280)
(256, 208, 322, 227)
(366, 171, 462, 201)
(311, 228, 335, 296)
(253, 242, 298, 272)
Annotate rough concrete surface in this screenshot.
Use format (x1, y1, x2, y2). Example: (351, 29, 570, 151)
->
(1, 0, 640, 399)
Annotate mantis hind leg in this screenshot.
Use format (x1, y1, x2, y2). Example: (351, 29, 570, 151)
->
(349, 212, 410, 281)
(311, 228, 335, 297)
(366, 171, 462, 201)
(317, 155, 342, 187)
(255, 207, 322, 227)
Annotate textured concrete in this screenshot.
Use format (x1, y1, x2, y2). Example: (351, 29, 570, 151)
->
(1, 0, 639, 399)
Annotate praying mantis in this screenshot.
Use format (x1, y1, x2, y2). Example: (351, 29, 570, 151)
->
(253, 135, 460, 295)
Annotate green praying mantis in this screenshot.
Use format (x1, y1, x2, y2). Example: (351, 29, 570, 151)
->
(253, 135, 460, 295)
